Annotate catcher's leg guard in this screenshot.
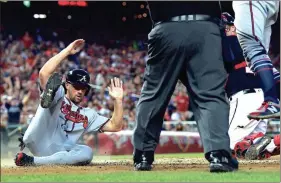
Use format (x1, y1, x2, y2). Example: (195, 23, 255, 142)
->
(259, 134, 281, 160)
(245, 135, 272, 160)
(234, 132, 264, 159)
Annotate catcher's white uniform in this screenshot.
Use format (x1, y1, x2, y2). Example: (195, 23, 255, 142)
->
(228, 88, 267, 149)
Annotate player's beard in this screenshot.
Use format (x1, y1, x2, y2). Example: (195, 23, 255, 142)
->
(74, 95, 83, 103)
(67, 92, 84, 105)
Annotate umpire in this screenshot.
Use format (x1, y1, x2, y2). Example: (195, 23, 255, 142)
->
(133, 1, 238, 172)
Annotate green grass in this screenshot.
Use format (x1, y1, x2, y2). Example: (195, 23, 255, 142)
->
(2, 171, 280, 182)
(2, 153, 279, 182)
(95, 153, 204, 160)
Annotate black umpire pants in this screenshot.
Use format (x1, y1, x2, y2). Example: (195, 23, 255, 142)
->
(133, 20, 231, 156)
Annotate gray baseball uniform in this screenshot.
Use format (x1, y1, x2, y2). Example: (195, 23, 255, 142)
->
(233, 1, 279, 58)
(23, 86, 109, 165)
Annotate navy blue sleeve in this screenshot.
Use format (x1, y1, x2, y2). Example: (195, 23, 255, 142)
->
(222, 35, 245, 73)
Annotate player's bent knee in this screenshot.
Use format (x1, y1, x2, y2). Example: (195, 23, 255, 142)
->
(74, 146, 93, 165)
(234, 140, 252, 159)
(83, 146, 94, 162)
(236, 35, 266, 61)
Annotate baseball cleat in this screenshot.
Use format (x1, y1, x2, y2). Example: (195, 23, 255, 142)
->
(15, 152, 34, 166)
(40, 72, 62, 108)
(208, 150, 239, 173)
(258, 146, 280, 160)
(245, 136, 272, 160)
(258, 150, 273, 160)
(247, 101, 280, 120)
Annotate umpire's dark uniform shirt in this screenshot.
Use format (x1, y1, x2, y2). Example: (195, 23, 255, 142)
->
(133, 1, 233, 164)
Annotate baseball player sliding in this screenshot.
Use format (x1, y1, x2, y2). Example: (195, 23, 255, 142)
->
(221, 12, 280, 160)
(232, 1, 280, 120)
(15, 39, 124, 166)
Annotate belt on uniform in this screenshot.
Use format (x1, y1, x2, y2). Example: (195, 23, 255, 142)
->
(154, 14, 212, 26)
(242, 88, 256, 94)
(229, 88, 257, 101)
(233, 88, 256, 96)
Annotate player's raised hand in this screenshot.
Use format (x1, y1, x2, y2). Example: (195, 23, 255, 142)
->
(108, 77, 124, 101)
(65, 39, 85, 55)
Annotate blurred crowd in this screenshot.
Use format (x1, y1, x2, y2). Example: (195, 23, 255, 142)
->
(0, 31, 280, 150)
(0, 32, 194, 141)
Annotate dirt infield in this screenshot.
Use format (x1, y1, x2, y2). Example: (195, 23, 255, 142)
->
(2, 156, 280, 175)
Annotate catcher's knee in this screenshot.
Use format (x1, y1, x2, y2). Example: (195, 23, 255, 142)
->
(234, 140, 252, 159)
(233, 132, 264, 159)
(84, 146, 94, 162)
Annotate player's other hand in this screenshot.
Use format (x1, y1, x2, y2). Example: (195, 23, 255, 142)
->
(108, 77, 124, 101)
(65, 39, 85, 55)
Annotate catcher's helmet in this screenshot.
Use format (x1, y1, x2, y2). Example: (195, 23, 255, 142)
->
(65, 69, 93, 95)
(221, 12, 234, 25)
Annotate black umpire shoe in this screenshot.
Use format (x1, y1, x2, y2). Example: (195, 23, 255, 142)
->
(40, 72, 62, 108)
(134, 155, 153, 171)
(245, 135, 272, 160)
(207, 150, 239, 173)
(133, 150, 154, 171)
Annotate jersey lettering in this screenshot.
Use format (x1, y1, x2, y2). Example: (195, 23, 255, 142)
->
(60, 101, 89, 129)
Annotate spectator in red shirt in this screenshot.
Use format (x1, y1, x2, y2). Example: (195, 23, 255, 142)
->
(173, 90, 194, 120)
(22, 32, 33, 49)
(174, 90, 189, 112)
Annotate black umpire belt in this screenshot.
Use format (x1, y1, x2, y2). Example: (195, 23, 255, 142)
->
(154, 14, 212, 26)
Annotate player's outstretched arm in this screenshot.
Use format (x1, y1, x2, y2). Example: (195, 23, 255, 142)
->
(101, 77, 124, 132)
(39, 39, 85, 90)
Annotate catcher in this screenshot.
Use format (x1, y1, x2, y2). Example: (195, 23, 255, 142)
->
(221, 12, 280, 160)
(14, 39, 124, 166)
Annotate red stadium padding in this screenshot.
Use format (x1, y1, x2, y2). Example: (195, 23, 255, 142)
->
(86, 131, 203, 155)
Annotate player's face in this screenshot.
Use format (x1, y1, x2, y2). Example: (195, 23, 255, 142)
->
(66, 83, 88, 104)
(225, 24, 237, 36)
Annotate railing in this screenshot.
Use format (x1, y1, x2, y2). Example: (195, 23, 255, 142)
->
(1, 101, 279, 154)
(87, 83, 280, 134)
(127, 120, 280, 134)
(3, 119, 280, 138)
(1, 117, 279, 155)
